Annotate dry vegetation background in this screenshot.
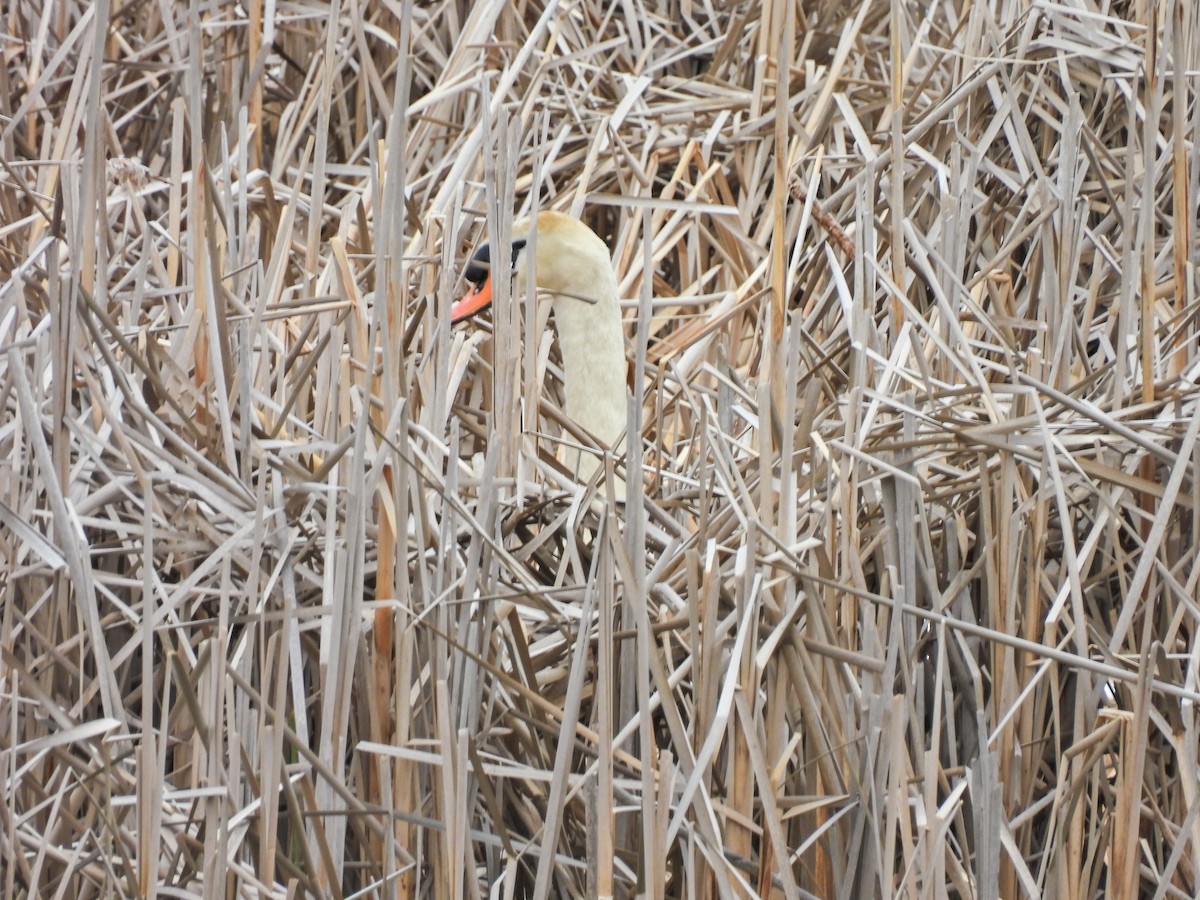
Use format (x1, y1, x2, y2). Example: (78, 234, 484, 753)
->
(2, 0, 1199, 897)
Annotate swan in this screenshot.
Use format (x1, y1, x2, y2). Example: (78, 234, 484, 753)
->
(451, 211, 629, 498)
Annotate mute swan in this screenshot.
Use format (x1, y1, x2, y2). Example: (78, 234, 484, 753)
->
(452, 211, 628, 498)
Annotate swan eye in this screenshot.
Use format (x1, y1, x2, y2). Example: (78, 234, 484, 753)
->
(464, 238, 529, 289)
(463, 242, 491, 288)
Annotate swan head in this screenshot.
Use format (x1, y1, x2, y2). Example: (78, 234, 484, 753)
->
(450, 211, 616, 322)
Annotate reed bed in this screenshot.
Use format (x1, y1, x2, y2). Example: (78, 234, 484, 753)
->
(2, 0, 1199, 897)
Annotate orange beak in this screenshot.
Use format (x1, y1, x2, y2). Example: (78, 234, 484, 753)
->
(450, 274, 493, 323)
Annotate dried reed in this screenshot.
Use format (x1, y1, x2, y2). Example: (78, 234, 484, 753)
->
(1, 0, 1199, 897)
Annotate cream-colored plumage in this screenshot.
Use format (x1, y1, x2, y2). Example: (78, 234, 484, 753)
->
(454, 211, 629, 498)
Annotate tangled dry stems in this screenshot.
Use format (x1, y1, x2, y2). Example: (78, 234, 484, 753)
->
(1, 1, 1199, 898)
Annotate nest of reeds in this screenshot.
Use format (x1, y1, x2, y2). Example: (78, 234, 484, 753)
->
(2, 1, 1199, 897)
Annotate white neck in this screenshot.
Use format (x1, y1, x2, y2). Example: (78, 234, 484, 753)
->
(550, 276, 628, 453)
(527, 215, 629, 494)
